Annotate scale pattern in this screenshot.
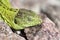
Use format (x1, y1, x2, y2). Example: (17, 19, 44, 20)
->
(0, 0, 42, 30)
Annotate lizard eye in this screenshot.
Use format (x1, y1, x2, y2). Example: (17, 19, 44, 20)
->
(14, 18, 17, 24)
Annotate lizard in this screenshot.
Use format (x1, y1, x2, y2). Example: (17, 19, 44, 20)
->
(0, 0, 42, 30)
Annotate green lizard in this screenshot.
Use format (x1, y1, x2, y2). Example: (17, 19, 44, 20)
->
(0, 0, 42, 30)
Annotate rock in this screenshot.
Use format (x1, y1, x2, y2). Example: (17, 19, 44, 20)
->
(24, 25, 42, 40)
(0, 20, 26, 40)
(24, 14, 60, 40)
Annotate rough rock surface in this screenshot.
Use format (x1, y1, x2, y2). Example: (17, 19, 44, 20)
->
(0, 20, 25, 40)
(24, 14, 60, 40)
(41, 5, 60, 30)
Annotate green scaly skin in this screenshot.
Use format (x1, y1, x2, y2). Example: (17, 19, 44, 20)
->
(0, 0, 42, 30)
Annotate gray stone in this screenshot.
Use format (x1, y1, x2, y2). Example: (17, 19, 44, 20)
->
(0, 20, 26, 40)
(24, 14, 60, 40)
